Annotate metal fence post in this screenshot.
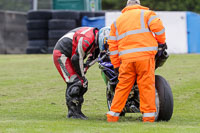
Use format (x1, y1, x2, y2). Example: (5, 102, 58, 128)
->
(30, 0, 38, 10)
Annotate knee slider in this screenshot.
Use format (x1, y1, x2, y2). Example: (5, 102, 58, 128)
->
(68, 85, 81, 97)
(66, 81, 87, 106)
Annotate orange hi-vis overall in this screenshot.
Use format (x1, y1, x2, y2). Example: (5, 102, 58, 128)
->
(107, 5, 166, 122)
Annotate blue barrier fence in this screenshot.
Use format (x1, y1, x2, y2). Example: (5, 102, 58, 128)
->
(187, 12, 200, 53)
(82, 16, 105, 29)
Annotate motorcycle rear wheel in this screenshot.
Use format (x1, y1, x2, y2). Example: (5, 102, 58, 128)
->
(155, 75, 174, 121)
(106, 75, 174, 121)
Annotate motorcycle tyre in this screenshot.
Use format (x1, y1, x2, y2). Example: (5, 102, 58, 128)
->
(155, 75, 174, 121)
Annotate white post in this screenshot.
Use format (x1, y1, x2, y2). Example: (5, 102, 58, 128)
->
(33, 0, 38, 10)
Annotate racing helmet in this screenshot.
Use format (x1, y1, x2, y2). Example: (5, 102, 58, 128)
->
(98, 27, 110, 51)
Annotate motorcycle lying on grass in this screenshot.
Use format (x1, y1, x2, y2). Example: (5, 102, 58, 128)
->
(98, 50, 174, 121)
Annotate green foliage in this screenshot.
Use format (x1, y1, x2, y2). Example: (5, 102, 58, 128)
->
(0, 0, 51, 12)
(102, 0, 127, 10)
(1, 0, 199, 13)
(0, 54, 200, 132)
(0, 0, 30, 12)
(102, 0, 200, 13)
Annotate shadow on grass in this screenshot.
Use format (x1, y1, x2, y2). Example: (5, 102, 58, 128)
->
(87, 113, 143, 123)
(8, 112, 143, 123)
(4, 109, 176, 125)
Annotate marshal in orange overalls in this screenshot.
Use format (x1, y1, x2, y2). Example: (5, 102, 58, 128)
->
(107, 5, 166, 122)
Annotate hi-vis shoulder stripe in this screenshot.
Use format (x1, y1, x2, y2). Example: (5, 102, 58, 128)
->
(107, 111, 120, 117)
(147, 15, 165, 35)
(140, 10, 145, 29)
(148, 15, 159, 26)
(108, 10, 165, 41)
(113, 21, 119, 37)
(119, 46, 158, 56)
(108, 10, 150, 41)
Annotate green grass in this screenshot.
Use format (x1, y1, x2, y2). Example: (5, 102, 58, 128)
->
(0, 54, 200, 133)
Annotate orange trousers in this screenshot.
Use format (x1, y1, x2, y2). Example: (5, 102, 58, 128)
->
(107, 58, 156, 122)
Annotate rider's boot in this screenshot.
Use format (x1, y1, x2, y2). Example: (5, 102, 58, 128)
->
(66, 82, 88, 119)
(77, 96, 88, 119)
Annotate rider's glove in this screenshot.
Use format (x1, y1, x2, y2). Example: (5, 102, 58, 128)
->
(84, 64, 89, 74)
(81, 76, 88, 89)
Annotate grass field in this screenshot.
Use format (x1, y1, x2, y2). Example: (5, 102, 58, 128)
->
(0, 54, 200, 133)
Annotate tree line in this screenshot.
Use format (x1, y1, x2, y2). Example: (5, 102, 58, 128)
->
(102, 0, 200, 13)
(0, 0, 199, 14)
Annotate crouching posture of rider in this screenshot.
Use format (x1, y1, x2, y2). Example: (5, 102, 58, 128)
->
(53, 27, 99, 119)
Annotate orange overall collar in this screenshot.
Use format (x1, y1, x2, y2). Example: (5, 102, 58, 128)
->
(121, 5, 149, 13)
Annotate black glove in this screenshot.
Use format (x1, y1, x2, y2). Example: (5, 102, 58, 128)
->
(114, 67, 119, 75)
(156, 43, 167, 58)
(83, 64, 89, 74)
(81, 77, 88, 89)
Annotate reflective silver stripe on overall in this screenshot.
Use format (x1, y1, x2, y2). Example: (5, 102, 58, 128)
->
(110, 50, 118, 55)
(140, 10, 145, 29)
(143, 112, 155, 118)
(108, 22, 118, 41)
(108, 35, 117, 41)
(113, 21, 119, 37)
(147, 15, 158, 26)
(119, 46, 158, 56)
(147, 15, 165, 35)
(154, 28, 165, 35)
(117, 28, 150, 40)
(107, 111, 120, 117)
